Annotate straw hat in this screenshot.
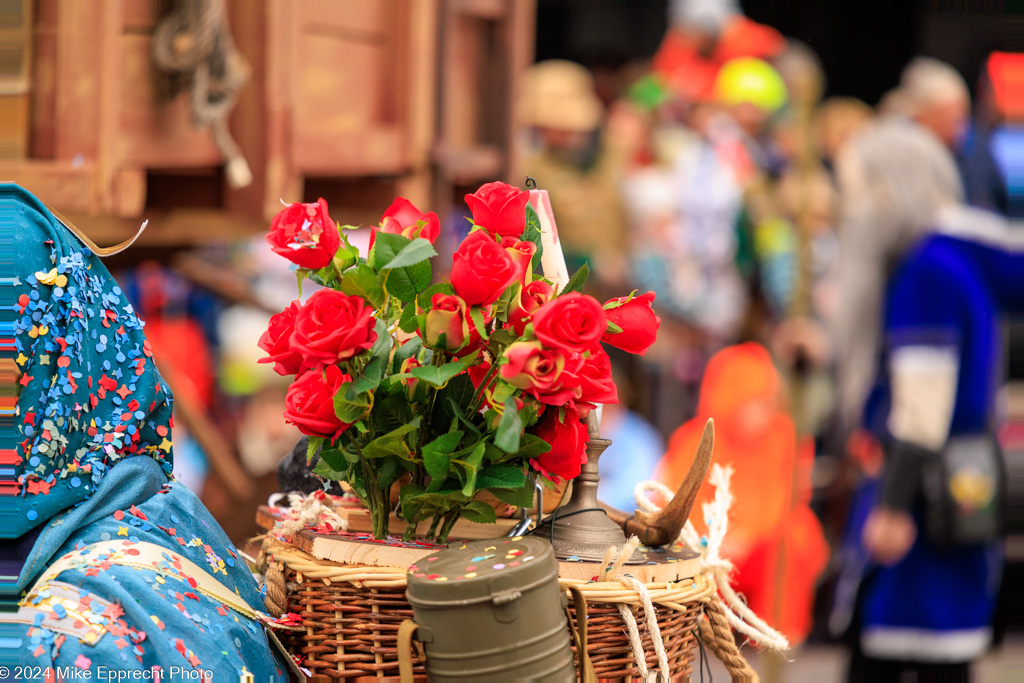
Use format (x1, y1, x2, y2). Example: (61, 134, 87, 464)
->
(517, 60, 603, 132)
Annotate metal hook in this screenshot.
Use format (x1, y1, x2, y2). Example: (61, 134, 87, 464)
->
(524, 176, 537, 189)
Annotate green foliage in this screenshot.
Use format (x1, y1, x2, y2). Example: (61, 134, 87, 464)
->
(410, 350, 479, 387)
(370, 233, 432, 302)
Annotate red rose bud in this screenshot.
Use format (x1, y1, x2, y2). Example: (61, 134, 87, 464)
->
(283, 365, 354, 441)
(451, 229, 520, 306)
(577, 345, 618, 412)
(507, 279, 555, 335)
(603, 291, 661, 356)
(257, 301, 305, 376)
(532, 292, 607, 354)
(266, 198, 340, 270)
(371, 197, 441, 249)
(465, 181, 530, 239)
(500, 341, 582, 406)
(423, 293, 470, 351)
(500, 237, 537, 286)
(291, 289, 378, 368)
(400, 356, 423, 400)
(530, 405, 589, 483)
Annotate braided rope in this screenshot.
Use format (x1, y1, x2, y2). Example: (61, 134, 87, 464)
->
(700, 597, 759, 682)
(264, 562, 288, 618)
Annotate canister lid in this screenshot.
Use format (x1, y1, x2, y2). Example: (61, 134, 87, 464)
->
(406, 535, 558, 606)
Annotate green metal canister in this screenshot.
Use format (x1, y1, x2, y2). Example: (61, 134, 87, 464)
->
(404, 536, 575, 681)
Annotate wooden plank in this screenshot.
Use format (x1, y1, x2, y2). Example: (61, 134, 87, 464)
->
(0, 160, 98, 213)
(263, 0, 300, 216)
(397, 0, 438, 170)
(29, 22, 57, 158)
(225, 0, 268, 218)
(53, 0, 105, 160)
(292, 129, 406, 176)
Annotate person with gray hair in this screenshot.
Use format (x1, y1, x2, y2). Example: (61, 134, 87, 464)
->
(899, 56, 971, 151)
(831, 118, 1020, 681)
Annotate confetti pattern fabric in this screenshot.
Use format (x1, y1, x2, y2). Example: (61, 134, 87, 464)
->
(3, 184, 173, 538)
(1, 186, 290, 678)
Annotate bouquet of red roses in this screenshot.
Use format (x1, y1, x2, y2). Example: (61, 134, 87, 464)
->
(260, 181, 660, 543)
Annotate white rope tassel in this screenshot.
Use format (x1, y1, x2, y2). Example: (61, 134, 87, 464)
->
(634, 466, 791, 653)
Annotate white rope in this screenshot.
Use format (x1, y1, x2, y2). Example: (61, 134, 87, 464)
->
(616, 602, 650, 679)
(276, 491, 348, 540)
(621, 574, 671, 680)
(634, 465, 790, 653)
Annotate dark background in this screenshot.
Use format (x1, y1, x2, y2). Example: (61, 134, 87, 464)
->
(535, 1, 1020, 103)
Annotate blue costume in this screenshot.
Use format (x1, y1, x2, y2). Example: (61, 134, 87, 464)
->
(0, 186, 293, 679)
(834, 217, 1022, 666)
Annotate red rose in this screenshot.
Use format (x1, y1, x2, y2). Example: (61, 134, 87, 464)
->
(530, 405, 589, 483)
(283, 365, 354, 441)
(500, 341, 582, 406)
(291, 289, 378, 368)
(603, 292, 661, 356)
(500, 236, 537, 286)
(371, 197, 441, 249)
(422, 293, 470, 351)
(257, 301, 304, 376)
(451, 229, 519, 306)
(531, 292, 607, 354)
(465, 181, 530, 239)
(507, 279, 555, 335)
(266, 198, 340, 270)
(577, 346, 618, 412)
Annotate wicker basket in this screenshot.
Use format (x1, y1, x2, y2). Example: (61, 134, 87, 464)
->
(263, 540, 714, 681)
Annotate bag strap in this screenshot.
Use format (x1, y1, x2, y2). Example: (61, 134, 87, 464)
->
(566, 586, 597, 683)
(398, 620, 420, 683)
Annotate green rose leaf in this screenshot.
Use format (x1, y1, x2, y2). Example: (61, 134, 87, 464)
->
(339, 263, 386, 308)
(306, 436, 324, 464)
(460, 500, 498, 524)
(334, 384, 373, 423)
(422, 430, 463, 481)
(494, 399, 523, 454)
(560, 262, 590, 295)
(370, 233, 432, 302)
(380, 237, 437, 270)
(362, 416, 422, 460)
(411, 350, 479, 387)
(524, 204, 544, 271)
(489, 479, 537, 508)
(312, 456, 348, 480)
(477, 463, 527, 489)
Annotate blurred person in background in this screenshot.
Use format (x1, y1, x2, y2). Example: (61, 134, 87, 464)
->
(652, 0, 784, 106)
(517, 59, 629, 292)
(832, 118, 1020, 682)
(657, 342, 828, 643)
